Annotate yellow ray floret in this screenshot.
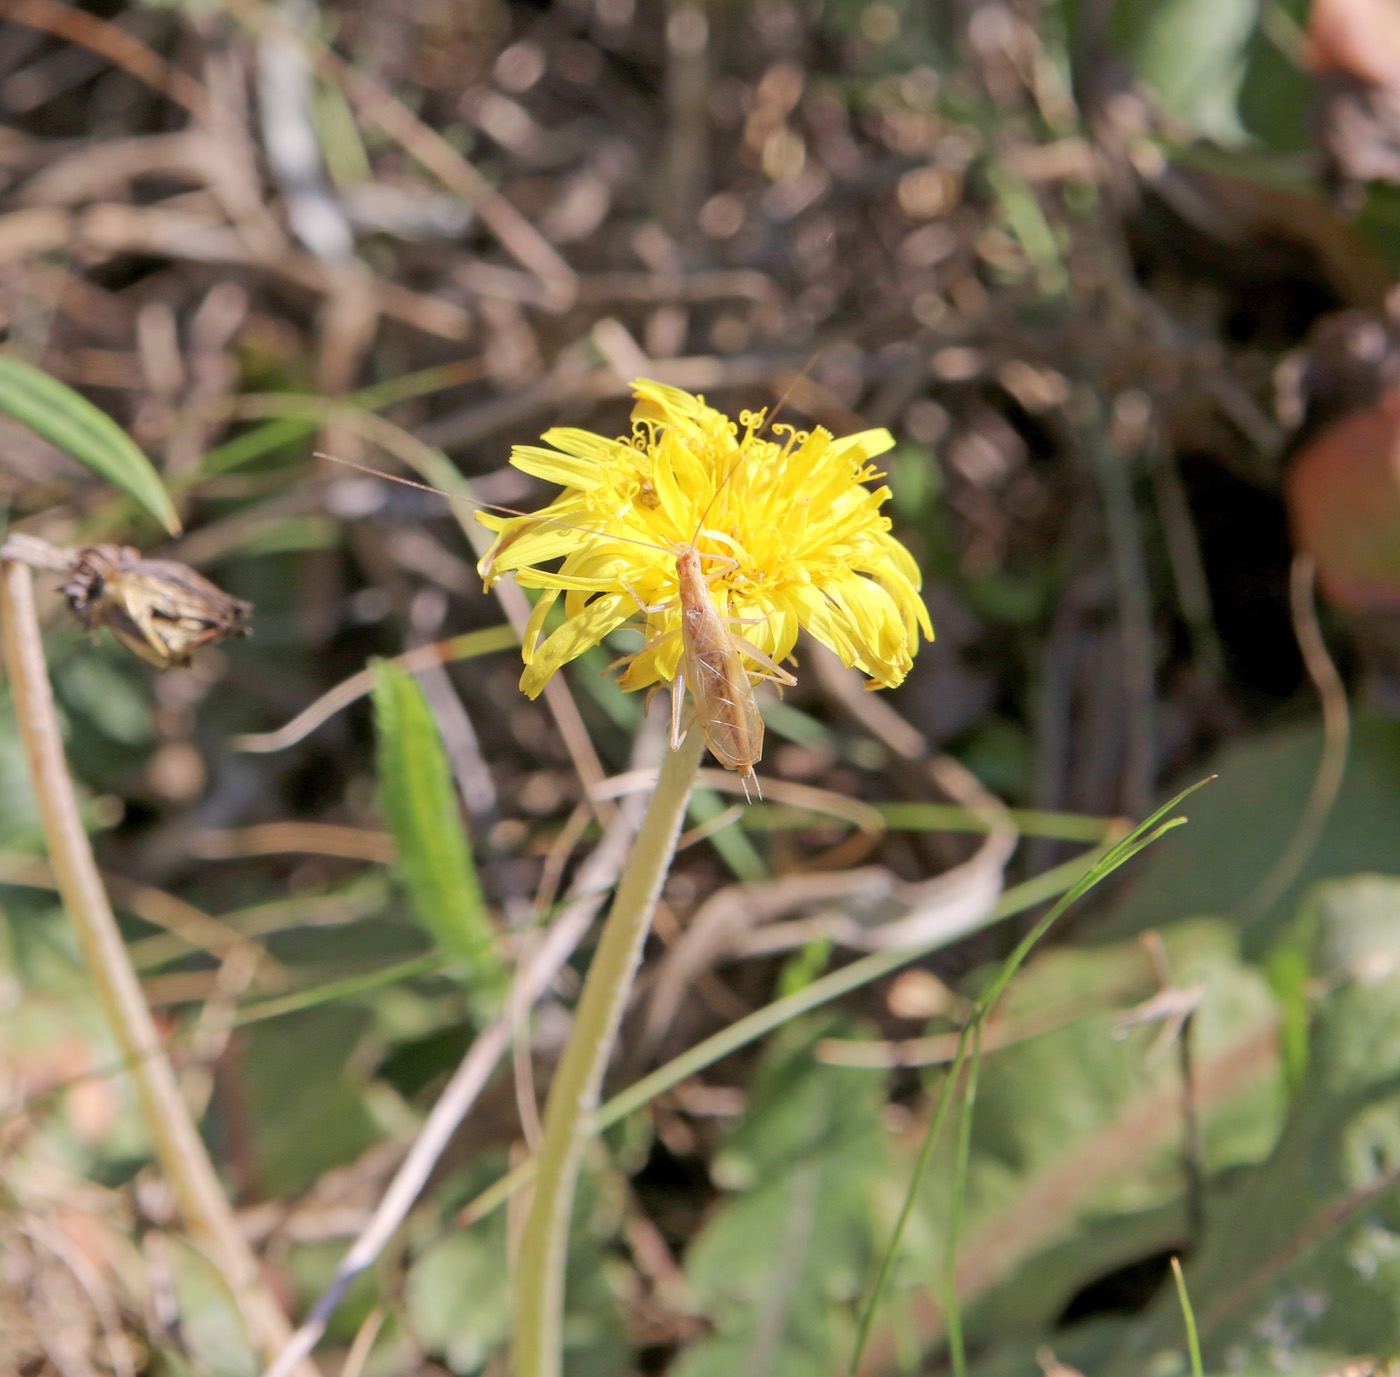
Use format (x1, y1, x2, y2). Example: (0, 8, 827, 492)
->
(478, 378, 934, 699)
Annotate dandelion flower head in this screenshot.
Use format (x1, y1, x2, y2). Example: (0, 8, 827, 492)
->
(478, 379, 934, 700)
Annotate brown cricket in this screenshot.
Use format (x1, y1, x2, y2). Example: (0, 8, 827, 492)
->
(650, 542, 795, 802)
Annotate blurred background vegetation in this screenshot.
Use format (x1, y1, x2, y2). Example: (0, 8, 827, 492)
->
(8, 0, 1400, 1372)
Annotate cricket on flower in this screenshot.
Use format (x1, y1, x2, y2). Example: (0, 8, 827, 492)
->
(477, 379, 934, 798)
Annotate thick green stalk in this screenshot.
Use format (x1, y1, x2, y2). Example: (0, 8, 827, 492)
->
(513, 728, 704, 1377)
(0, 558, 313, 1375)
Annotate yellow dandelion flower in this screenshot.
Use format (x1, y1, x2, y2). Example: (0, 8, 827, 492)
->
(478, 379, 934, 704)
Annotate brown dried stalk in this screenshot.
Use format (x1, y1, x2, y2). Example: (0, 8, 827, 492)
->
(0, 553, 315, 1376)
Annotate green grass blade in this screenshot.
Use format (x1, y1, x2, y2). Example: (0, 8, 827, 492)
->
(850, 1021, 971, 1372)
(737, 801, 1116, 841)
(849, 777, 1212, 1372)
(197, 361, 481, 482)
(235, 952, 448, 1025)
(945, 1020, 982, 1377)
(200, 416, 312, 479)
(0, 355, 181, 534)
(1172, 1256, 1204, 1377)
(974, 779, 1211, 1018)
(371, 660, 503, 1016)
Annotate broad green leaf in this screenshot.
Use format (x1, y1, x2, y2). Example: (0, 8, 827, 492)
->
(164, 1235, 258, 1377)
(371, 659, 503, 1014)
(854, 781, 1208, 1368)
(1105, 875, 1400, 1376)
(1108, 0, 1256, 142)
(0, 354, 180, 534)
(1099, 713, 1400, 954)
(1236, 0, 1314, 152)
(833, 919, 1279, 1370)
(407, 1228, 512, 1372)
(674, 1025, 889, 1377)
(407, 1166, 628, 1376)
(951, 922, 1282, 1350)
(55, 652, 155, 747)
(239, 1006, 382, 1197)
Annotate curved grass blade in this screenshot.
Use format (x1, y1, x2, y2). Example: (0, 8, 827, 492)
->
(235, 952, 449, 1026)
(0, 355, 181, 534)
(849, 777, 1214, 1373)
(945, 1019, 982, 1377)
(371, 659, 503, 1018)
(197, 360, 484, 482)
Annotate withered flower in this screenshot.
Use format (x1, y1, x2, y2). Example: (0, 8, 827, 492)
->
(62, 544, 251, 668)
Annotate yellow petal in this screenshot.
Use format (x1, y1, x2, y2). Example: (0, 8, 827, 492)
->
(520, 592, 633, 698)
(538, 428, 631, 461)
(780, 584, 859, 668)
(872, 560, 934, 641)
(651, 430, 695, 537)
(482, 509, 608, 574)
(827, 573, 913, 686)
(631, 379, 707, 428)
(874, 530, 922, 588)
(521, 587, 559, 665)
(673, 426, 718, 508)
(828, 428, 896, 463)
(615, 620, 684, 690)
(509, 444, 605, 489)
(511, 568, 621, 593)
(727, 594, 796, 667)
(779, 427, 834, 490)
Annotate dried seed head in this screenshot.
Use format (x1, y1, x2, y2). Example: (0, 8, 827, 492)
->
(62, 545, 251, 668)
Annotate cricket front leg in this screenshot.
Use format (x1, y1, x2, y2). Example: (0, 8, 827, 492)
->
(620, 577, 675, 616)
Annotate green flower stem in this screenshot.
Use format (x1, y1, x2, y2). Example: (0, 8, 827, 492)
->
(514, 727, 705, 1377)
(0, 558, 310, 1375)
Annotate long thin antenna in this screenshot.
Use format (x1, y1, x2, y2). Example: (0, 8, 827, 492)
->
(764, 349, 824, 437)
(315, 451, 522, 518)
(314, 450, 721, 572)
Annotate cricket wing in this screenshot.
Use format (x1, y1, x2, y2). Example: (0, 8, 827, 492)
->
(684, 633, 764, 774)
